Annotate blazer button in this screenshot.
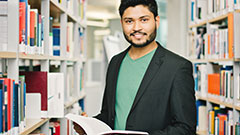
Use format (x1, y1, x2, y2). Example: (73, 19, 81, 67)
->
(111, 118, 114, 121)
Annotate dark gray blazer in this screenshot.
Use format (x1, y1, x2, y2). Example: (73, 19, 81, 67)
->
(95, 43, 196, 135)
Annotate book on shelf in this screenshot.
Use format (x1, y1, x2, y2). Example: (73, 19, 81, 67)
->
(207, 66, 233, 103)
(196, 100, 207, 132)
(190, 0, 207, 23)
(49, 16, 53, 56)
(20, 71, 66, 118)
(0, 77, 26, 135)
(48, 73, 64, 118)
(208, 107, 235, 135)
(65, 113, 149, 135)
(194, 64, 208, 97)
(19, 0, 45, 55)
(67, 22, 74, 58)
(26, 93, 41, 119)
(52, 25, 60, 56)
(19, 71, 48, 117)
(79, 27, 85, 55)
(49, 121, 60, 135)
(208, 73, 220, 95)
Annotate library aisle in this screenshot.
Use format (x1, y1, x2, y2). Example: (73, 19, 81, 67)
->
(0, 0, 87, 134)
(189, 0, 240, 134)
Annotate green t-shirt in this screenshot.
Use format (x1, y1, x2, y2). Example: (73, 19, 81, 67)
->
(114, 49, 156, 130)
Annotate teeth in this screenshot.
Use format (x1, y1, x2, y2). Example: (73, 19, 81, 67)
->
(134, 34, 143, 38)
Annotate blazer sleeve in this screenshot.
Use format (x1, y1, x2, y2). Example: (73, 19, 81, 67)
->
(150, 61, 197, 135)
(94, 86, 109, 124)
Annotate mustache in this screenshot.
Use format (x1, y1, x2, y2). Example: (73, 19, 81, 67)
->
(130, 31, 147, 36)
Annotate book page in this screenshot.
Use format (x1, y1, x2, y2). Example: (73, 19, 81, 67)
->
(65, 113, 112, 135)
(100, 130, 148, 135)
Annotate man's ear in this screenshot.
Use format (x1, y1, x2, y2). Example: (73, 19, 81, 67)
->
(155, 16, 160, 29)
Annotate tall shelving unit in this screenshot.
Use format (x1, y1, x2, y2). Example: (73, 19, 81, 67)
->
(0, 0, 87, 134)
(188, 0, 240, 135)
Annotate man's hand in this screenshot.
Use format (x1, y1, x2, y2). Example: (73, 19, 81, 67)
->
(73, 122, 86, 135)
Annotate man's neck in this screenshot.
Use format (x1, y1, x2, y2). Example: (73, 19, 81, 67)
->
(128, 41, 158, 60)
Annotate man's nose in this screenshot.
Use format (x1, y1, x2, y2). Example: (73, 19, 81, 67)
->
(133, 21, 142, 31)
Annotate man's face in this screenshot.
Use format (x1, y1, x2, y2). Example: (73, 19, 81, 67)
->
(121, 5, 160, 48)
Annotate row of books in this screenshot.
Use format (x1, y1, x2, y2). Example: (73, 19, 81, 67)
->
(0, 0, 85, 58)
(208, 24, 230, 59)
(0, 71, 83, 134)
(0, 76, 27, 135)
(66, 65, 84, 102)
(20, 71, 65, 118)
(190, 0, 239, 23)
(188, 27, 207, 59)
(28, 102, 83, 135)
(194, 64, 234, 102)
(189, 13, 235, 59)
(198, 104, 237, 135)
(0, 0, 7, 51)
(196, 101, 240, 135)
(19, 0, 44, 55)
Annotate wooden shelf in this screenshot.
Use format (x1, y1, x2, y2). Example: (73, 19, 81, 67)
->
(67, 12, 80, 23)
(189, 12, 230, 28)
(236, 9, 240, 13)
(196, 95, 233, 108)
(19, 53, 49, 60)
(207, 97, 233, 108)
(49, 56, 80, 62)
(208, 58, 234, 62)
(0, 52, 17, 58)
(235, 105, 240, 111)
(208, 13, 229, 23)
(50, 0, 65, 19)
(190, 58, 236, 64)
(189, 59, 208, 63)
(189, 20, 207, 28)
(196, 95, 207, 101)
(196, 130, 207, 135)
(65, 90, 86, 108)
(20, 118, 49, 135)
(49, 55, 66, 61)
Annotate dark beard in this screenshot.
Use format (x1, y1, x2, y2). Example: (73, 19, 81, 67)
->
(123, 27, 157, 48)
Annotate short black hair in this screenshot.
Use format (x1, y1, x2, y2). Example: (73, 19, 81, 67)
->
(119, 0, 158, 18)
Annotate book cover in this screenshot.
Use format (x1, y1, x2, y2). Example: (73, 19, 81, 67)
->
(19, 0, 26, 45)
(65, 113, 148, 135)
(48, 73, 64, 118)
(208, 73, 220, 95)
(19, 71, 48, 111)
(30, 10, 35, 47)
(228, 13, 234, 58)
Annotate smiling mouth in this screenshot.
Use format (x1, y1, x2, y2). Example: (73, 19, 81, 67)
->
(130, 32, 147, 39)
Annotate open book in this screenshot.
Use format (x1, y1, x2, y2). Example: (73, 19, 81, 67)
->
(65, 113, 149, 135)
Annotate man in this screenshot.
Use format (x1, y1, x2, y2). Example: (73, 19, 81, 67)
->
(74, 0, 196, 134)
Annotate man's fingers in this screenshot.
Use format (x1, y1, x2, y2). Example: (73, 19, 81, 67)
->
(73, 122, 86, 134)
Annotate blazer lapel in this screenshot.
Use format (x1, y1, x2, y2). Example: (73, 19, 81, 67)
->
(130, 44, 166, 112)
(110, 47, 131, 116)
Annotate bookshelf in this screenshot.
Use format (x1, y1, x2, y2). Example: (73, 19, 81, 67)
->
(0, 0, 87, 134)
(188, 0, 240, 134)
(19, 118, 49, 135)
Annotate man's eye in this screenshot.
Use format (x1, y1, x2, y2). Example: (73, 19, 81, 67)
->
(125, 20, 132, 24)
(141, 19, 148, 22)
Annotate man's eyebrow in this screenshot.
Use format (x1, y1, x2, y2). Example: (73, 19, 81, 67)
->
(139, 15, 150, 18)
(123, 15, 151, 20)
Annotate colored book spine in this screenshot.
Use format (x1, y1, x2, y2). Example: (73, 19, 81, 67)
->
(30, 11, 35, 47)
